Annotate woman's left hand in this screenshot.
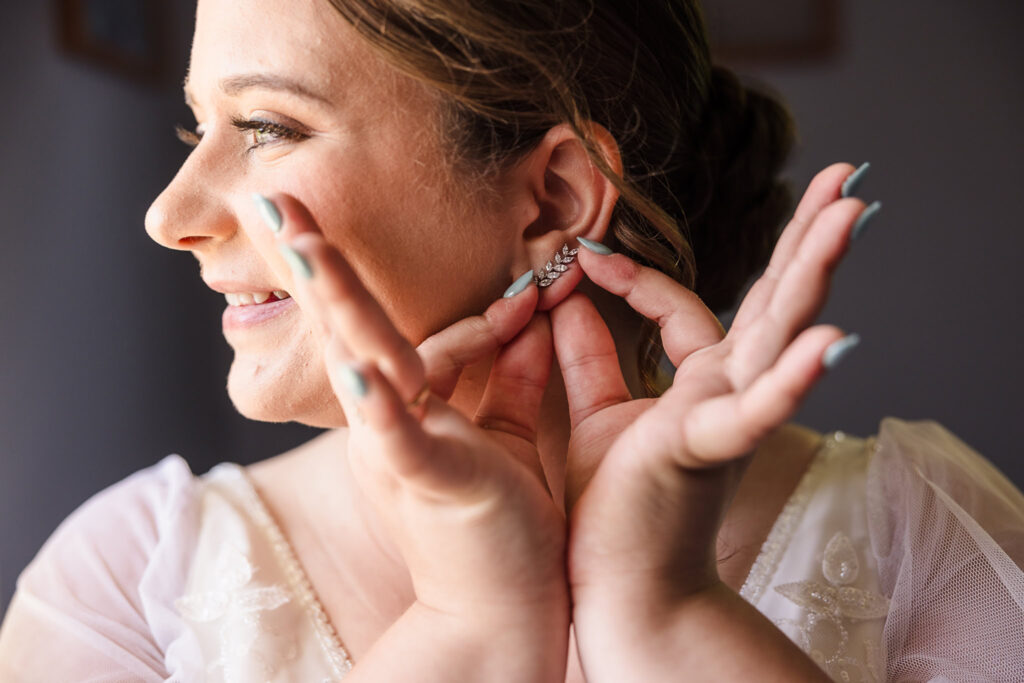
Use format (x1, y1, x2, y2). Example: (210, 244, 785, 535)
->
(555, 163, 869, 681)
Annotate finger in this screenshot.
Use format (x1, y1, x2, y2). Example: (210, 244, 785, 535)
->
(473, 313, 553, 484)
(327, 351, 482, 494)
(573, 245, 724, 366)
(550, 292, 632, 429)
(253, 193, 426, 405)
(728, 198, 864, 389)
(288, 230, 427, 406)
(417, 280, 539, 401)
(677, 325, 846, 466)
(731, 162, 857, 333)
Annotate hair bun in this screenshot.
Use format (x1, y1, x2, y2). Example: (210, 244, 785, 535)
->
(680, 65, 796, 313)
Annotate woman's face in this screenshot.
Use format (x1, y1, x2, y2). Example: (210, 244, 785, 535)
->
(146, 0, 520, 426)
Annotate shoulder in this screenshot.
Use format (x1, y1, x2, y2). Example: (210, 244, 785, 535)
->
(18, 455, 201, 599)
(868, 418, 1024, 526)
(867, 418, 1024, 574)
(865, 421, 1024, 678)
(1, 455, 206, 680)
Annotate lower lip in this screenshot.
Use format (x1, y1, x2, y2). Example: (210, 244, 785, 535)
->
(222, 297, 297, 330)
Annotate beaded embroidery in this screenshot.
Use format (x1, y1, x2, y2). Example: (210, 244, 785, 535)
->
(774, 532, 889, 682)
(226, 465, 355, 678)
(739, 433, 844, 604)
(175, 547, 296, 682)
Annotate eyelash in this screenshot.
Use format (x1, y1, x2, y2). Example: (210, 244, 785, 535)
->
(174, 118, 309, 151)
(174, 123, 203, 147)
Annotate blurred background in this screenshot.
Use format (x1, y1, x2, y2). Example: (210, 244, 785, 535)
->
(1, 0, 1022, 614)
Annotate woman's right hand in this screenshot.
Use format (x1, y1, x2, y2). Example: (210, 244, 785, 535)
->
(251, 194, 569, 681)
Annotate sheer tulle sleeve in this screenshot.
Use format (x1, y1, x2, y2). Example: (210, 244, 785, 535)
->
(868, 419, 1024, 682)
(0, 456, 200, 683)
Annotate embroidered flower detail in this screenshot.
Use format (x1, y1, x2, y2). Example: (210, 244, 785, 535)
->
(175, 547, 295, 682)
(775, 532, 889, 682)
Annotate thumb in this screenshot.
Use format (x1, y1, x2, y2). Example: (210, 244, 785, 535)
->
(473, 313, 553, 486)
(417, 279, 539, 401)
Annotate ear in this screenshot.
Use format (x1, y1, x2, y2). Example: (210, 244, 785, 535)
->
(510, 123, 623, 311)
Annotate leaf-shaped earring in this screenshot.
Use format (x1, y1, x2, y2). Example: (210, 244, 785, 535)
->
(534, 243, 580, 288)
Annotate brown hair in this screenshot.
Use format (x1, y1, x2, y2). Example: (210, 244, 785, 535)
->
(326, 0, 796, 397)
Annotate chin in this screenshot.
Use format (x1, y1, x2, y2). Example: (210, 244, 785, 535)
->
(226, 357, 346, 428)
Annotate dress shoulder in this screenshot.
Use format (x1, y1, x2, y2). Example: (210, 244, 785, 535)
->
(867, 418, 1024, 682)
(1, 456, 353, 682)
(744, 421, 1024, 682)
(0, 455, 202, 682)
(869, 418, 1024, 575)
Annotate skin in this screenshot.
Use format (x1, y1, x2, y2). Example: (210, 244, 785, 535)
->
(146, 0, 862, 679)
(148, 0, 525, 427)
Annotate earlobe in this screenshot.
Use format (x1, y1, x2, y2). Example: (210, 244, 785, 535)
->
(515, 123, 622, 311)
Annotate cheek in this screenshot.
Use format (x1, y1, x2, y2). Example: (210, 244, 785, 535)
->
(335, 209, 509, 345)
(279, 153, 509, 345)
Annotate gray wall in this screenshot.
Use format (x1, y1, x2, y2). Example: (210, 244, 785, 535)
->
(745, 1, 1024, 468)
(2, 1, 1022, 614)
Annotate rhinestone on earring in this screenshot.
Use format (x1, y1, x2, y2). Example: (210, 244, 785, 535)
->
(533, 244, 580, 288)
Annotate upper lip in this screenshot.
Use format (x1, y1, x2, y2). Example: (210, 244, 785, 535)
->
(203, 279, 287, 294)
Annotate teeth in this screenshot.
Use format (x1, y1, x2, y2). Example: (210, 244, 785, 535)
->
(224, 290, 288, 307)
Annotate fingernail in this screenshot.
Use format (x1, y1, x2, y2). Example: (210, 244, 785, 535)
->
(850, 201, 882, 242)
(823, 333, 861, 369)
(841, 162, 871, 198)
(503, 269, 535, 298)
(338, 363, 369, 399)
(278, 244, 313, 279)
(576, 236, 613, 255)
(252, 193, 283, 234)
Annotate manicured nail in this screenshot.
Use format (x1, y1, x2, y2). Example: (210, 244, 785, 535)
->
(823, 334, 861, 369)
(252, 193, 283, 233)
(576, 237, 613, 255)
(841, 162, 871, 198)
(503, 270, 535, 298)
(278, 244, 313, 279)
(337, 363, 368, 399)
(850, 201, 882, 242)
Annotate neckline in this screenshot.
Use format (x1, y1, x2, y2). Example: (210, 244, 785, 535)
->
(210, 461, 355, 678)
(208, 432, 850, 665)
(737, 431, 853, 604)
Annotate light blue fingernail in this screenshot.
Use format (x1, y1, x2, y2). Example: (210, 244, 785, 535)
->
(252, 193, 283, 233)
(503, 269, 535, 298)
(338, 364, 368, 398)
(576, 236, 613, 255)
(841, 162, 871, 198)
(850, 201, 882, 242)
(278, 244, 313, 280)
(823, 333, 861, 369)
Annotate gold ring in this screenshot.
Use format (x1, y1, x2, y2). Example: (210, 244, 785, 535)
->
(406, 382, 431, 411)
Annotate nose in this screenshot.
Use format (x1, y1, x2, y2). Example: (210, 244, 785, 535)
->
(145, 149, 236, 251)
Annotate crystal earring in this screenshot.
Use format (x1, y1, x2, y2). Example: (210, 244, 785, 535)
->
(533, 243, 580, 288)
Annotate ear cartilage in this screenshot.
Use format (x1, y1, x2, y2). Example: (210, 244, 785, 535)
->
(533, 244, 579, 288)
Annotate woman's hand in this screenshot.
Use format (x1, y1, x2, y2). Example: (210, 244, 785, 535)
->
(554, 163, 872, 681)
(249, 194, 569, 681)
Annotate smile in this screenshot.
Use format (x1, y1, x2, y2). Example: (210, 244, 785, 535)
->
(224, 290, 291, 306)
(222, 292, 296, 330)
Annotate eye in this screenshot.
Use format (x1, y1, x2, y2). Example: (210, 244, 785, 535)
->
(230, 116, 309, 151)
(175, 123, 204, 148)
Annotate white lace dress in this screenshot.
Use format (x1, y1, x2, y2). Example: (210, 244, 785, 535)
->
(1, 419, 1022, 682)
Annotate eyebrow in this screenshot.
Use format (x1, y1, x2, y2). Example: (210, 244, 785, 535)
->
(183, 73, 332, 108)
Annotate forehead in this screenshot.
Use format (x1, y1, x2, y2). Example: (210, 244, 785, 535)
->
(187, 0, 382, 103)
